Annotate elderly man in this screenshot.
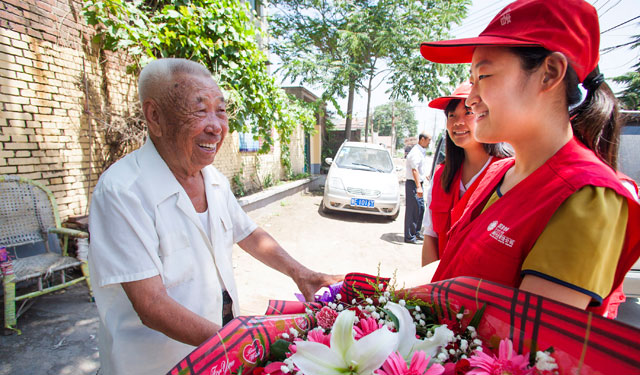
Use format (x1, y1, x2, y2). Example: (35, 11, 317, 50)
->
(404, 133, 431, 244)
(88, 58, 341, 375)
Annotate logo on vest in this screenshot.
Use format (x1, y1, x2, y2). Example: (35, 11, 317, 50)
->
(487, 221, 498, 231)
(487, 221, 515, 247)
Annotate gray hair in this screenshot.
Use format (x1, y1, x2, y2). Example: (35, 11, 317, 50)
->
(138, 58, 213, 105)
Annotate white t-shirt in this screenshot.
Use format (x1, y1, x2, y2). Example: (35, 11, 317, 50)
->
(88, 139, 257, 375)
(423, 157, 493, 237)
(405, 144, 428, 182)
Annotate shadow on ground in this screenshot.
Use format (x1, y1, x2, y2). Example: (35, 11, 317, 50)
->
(0, 282, 99, 375)
(379, 233, 408, 245)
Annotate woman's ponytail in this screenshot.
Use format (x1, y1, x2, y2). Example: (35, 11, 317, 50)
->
(569, 66, 622, 169)
(511, 47, 623, 169)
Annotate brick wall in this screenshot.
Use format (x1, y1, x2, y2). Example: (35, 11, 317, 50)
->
(0, 0, 137, 219)
(0, 0, 307, 219)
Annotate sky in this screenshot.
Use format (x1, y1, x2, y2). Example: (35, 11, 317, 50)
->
(269, 0, 640, 139)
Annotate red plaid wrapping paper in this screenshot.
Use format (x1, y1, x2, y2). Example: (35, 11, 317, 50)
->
(168, 275, 640, 375)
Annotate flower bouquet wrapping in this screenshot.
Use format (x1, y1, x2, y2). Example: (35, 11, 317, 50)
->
(168, 274, 640, 375)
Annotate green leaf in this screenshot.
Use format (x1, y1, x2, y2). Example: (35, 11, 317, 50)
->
(269, 339, 293, 362)
(469, 303, 486, 329)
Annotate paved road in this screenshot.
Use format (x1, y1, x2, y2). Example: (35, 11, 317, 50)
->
(233, 188, 422, 316)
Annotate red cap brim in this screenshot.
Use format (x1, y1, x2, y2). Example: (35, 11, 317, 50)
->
(428, 95, 467, 110)
(420, 35, 541, 63)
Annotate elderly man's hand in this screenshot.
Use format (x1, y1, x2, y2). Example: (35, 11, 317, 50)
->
(295, 271, 345, 302)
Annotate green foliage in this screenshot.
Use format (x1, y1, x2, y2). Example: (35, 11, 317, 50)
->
(82, 0, 317, 170)
(269, 0, 470, 130)
(288, 171, 310, 181)
(612, 28, 640, 110)
(262, 173, 275, 188)
(231, 171, 246, 197)
(613, 71, 640, 110)
(372, 101, 419, 148)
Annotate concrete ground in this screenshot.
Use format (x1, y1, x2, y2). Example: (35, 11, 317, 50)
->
(2, 164, 640, 374)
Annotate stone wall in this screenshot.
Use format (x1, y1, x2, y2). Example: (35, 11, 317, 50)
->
(0, 0, 307, 219)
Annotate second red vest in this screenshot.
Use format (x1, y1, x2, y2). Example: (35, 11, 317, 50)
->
(430, 157, 498, 258)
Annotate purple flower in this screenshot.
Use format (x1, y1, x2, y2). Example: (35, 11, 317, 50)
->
(295, 282, 344, 303)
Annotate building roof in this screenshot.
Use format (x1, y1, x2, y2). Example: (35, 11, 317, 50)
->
(332, 117, 367, 130)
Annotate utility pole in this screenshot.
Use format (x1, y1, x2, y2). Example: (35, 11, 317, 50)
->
(391, 102, 396, 156)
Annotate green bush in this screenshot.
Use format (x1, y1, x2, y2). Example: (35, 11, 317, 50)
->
(83, 0, 316, 175)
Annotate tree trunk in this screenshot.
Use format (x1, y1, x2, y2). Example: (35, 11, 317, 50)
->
(364, 73, 374, 143)
(344, 79, 356, 141)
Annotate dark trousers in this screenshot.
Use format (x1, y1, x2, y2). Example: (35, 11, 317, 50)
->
(222, 290, 234, 325)
(404, 179, 425, 241)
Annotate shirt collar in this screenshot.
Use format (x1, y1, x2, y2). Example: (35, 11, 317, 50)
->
(136, 138, 224, 205)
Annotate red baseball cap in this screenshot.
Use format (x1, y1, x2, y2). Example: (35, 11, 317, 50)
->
(420, 0, 600, 82)
(428, 81, 472, 110)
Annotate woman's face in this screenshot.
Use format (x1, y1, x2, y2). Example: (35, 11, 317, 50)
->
(466, 46, 540, 144)
(446, 100, 481, 150)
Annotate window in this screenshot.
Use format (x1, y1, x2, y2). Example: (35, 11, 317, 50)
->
(239, 131, 260, 152)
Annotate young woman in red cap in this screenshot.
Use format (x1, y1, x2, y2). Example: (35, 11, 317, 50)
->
(418, 0, 640, 318)
(422, 81, 511, 266)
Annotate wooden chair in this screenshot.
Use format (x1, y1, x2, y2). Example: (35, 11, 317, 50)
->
(0, 175, 92, 334)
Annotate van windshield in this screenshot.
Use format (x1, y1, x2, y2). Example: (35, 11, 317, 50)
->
(335, 146, 393, 173)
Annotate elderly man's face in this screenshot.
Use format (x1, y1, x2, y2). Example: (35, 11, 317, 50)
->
(156, 73, 228, 175)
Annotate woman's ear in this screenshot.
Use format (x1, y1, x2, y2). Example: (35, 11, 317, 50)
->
(541, 52, 568, 92)
(143, 99, 163, 138)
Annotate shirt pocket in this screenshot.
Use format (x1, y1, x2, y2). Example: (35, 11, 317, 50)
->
(158, 231, 196, 288)
(217, 210, 235, 260)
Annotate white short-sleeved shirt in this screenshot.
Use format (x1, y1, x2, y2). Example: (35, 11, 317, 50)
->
(423, 157, 493, 237)
(405, 144, 428, 182)
(88, 139, 257, 375)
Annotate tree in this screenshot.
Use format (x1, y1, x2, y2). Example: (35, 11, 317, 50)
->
(612, 29, 640, 110)
(269, 0, 470, 141)
(372, 101, 418, 149)
(82, 0, 316, 176)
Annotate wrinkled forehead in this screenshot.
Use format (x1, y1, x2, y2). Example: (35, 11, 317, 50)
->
(163, 73, 224, 106)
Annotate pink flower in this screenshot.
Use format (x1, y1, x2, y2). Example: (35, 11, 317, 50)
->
(354, 317, 383, 340)
(468, 339, 534, 375)
(316, 306, 339, 329)
(263, 361, 287, 375)
(376, 351, 445, 375)
(308, 329, 332, 347)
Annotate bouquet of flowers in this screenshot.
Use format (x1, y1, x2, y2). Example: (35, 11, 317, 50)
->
(169, 274, 640, 375)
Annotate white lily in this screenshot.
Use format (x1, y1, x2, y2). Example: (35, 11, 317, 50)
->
(384, 302, 454, 360)
(290, 309, 398, 375)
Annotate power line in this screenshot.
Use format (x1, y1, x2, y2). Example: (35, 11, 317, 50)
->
(601, 15, 640, 34)
(450, 0, 511, 36)
(600, 40, 637, 54)
(596, 0, 612, 12)
(599, 0, 623, 18)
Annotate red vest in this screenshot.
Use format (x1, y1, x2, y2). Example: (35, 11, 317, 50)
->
(433, 137, 640, 318)
(430, 158, 498, 258)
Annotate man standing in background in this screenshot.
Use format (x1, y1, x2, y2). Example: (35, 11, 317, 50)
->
(404, 133, 431, 244)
